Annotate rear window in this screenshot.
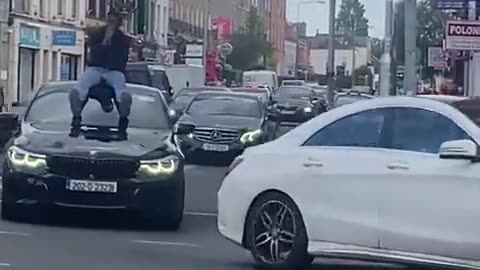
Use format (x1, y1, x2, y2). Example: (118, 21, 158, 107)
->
(125, 70, 150, 86)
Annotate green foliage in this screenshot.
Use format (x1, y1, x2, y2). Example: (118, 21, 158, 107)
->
(394, 0, 445, 69)
(227, 7, 274, 70)
(336, 0, 370, 36)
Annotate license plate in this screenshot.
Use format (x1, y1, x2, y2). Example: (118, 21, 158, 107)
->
(281, 110, 296, 115)
(66, 180, 118, 193)
(202, 143, 230, 152)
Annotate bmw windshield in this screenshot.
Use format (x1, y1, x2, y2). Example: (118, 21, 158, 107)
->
(26, 86, 170, 130)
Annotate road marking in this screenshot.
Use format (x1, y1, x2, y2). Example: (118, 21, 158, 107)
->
(0, 231, 31, 236)
(131, 240, 200, 248)
(184, 211, 217, 217)
(0, 263, 10, 267)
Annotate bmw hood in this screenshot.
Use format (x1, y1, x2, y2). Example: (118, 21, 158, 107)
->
(12, 122, 174, 158)
(177, 114, 262, 130)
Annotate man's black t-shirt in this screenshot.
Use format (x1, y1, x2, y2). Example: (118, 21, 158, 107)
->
(88, 26, 130, 72)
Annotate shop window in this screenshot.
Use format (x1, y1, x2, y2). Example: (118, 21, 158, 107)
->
(13, 0, 30, 14)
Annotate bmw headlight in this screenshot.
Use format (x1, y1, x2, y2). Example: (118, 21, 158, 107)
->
(7, 146, 47, 170)
(240, 129, 263, 144)
(138, 155, 180, 176)
(304, 107, 313, 113)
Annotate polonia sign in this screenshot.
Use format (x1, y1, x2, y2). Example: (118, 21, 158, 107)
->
(445, 20, 480, 51)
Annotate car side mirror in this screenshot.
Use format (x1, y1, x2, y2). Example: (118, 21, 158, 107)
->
(0, 112, 20, 148)
(439, 140, 478, 160)
(173, 123, 195, 135)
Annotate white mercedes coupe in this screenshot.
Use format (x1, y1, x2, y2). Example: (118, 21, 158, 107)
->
(218, 96, 480, 270)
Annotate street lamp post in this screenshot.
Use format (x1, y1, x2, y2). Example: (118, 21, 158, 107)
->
(203, 0, 210, 79)
(327, 0, 336, 109)
(295, 0, 325, 79)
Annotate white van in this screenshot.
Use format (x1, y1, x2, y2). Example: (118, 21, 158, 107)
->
(242, 70, 278, 90)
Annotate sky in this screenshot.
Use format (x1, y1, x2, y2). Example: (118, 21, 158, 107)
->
(287, 0, 386, 38)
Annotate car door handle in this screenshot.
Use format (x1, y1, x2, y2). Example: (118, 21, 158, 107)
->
(386, 162, 409, 170)
(303, 160, 324, 168)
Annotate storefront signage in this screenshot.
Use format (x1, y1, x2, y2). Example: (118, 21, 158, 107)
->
(427, 47, 446, 69)
(435, 0, 468, 9)
(52, 30, 77, 46)
(445, 20, 480, 51)
(19, 24, 40, 48)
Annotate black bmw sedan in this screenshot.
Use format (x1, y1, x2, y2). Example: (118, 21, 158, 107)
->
(0, 81, 188, 230)
(272, 86, 323, 123)
(174, 91, 274, 163)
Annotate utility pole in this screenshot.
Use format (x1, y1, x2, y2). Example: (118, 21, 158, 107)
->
(326, 0, 336, 109)
(466, 0, 476, 96)
(404, 0, 417, 95)
(0, 0, 10, 111)
(379, 0, 393, 96)
(202, 0, 210, 78)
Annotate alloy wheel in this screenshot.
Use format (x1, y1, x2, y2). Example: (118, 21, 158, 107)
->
(253, 200, 296, 265)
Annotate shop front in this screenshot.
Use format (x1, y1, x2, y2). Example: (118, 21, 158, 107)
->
(17, 24, 40, 104)
(52, 30, 80, 81)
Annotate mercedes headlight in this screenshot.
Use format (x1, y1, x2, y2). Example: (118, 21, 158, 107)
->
(7, 146, 47, 170)
(304, 107, 313, 113)
(138, 155, 180, 176)
(240, 129, 263, 144)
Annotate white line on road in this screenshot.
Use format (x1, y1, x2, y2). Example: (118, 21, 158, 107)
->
(184, 211, 217, 217)
(0, 231, 31, 236)
(0, 263, 10, 267)
(131, 240, 200, 248)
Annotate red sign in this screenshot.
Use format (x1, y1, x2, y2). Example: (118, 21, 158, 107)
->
(213, 17, 233, 42)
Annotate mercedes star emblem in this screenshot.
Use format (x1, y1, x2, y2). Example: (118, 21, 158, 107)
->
(210, 129, 221, 140)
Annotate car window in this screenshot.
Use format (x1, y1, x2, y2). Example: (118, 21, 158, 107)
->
(26, 88, 170, 130)
(125, 70, 151, 86)
(304, 109, 387, 147)
(148, 67, 170, 90)
(186, 97, 261, 118)
(276, 87, 313, 99)
(391, 108, 471, 154)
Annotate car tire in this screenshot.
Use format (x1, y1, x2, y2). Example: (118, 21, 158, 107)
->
(244, 191, 313, 270)
(1, 186, 22, 221)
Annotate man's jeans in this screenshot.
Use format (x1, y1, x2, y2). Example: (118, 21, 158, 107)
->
(69, 66, 132, 118)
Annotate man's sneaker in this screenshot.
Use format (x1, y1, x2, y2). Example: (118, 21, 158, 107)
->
(118, 117, 129, 140)
(69, 116, 81, 137)
(69, 89, 85, 117)
(117, 92, 132, 118)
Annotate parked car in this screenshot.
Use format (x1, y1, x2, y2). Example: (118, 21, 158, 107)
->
(125, 62, 173, 103)
(0, 81, 189, 229)
(218, 96, 480, 269)
(175, 91, 274, 163)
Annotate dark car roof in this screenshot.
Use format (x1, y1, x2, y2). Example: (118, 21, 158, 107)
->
(232, 87, 268, 93)
(194, 91, 261, 101)
(173, 86, 230, 98)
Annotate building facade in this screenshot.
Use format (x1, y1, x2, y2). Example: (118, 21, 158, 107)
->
(8, 0, 87, 104)
(258, 0, 286, 74)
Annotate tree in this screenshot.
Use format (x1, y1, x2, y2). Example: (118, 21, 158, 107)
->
(336, 0, 370, 36)
(393, 0, 445, 73)
(227, 7, 274, 70)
